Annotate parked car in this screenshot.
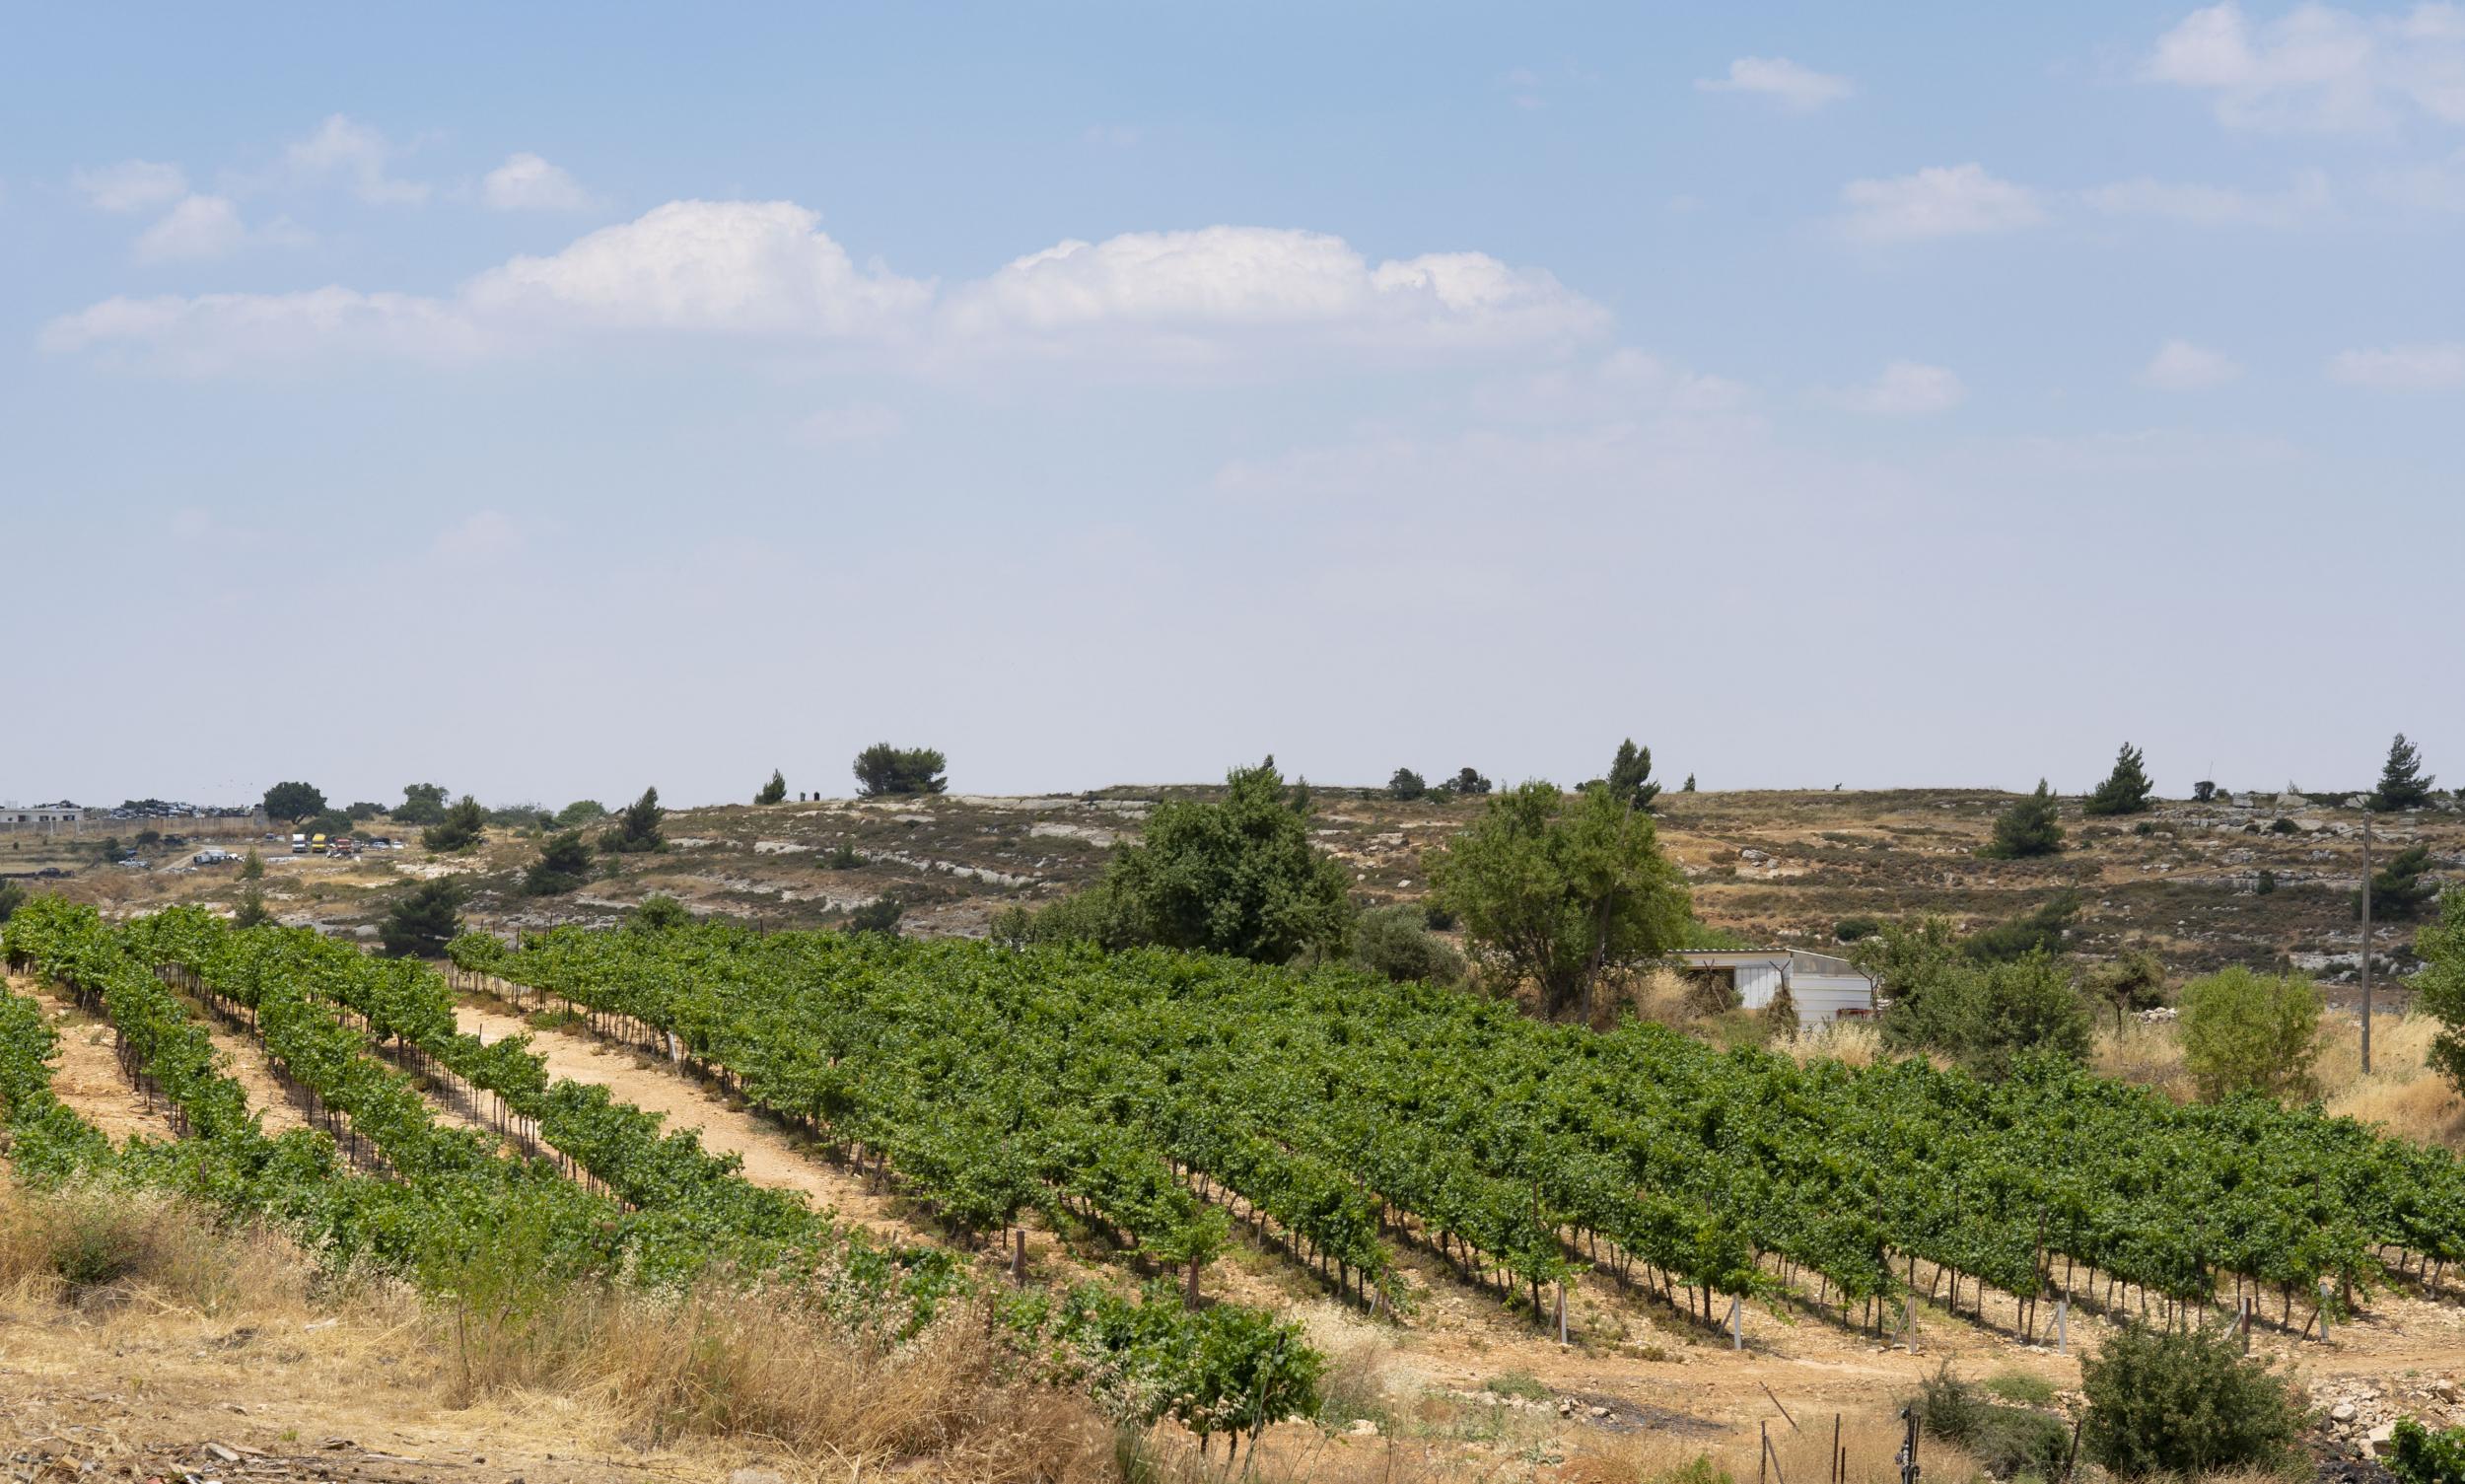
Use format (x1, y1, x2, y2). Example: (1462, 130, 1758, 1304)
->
(193, 848, 239, 866)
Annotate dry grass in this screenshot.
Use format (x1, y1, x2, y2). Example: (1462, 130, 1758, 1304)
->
(1782, 1020, 1884, 1069)
(2320, 1010, 2465, 1149)
(1565, 1408, 1987, 1484)
(2092, 1020, 2193, 1101)
(0, 1177, 312, 1315)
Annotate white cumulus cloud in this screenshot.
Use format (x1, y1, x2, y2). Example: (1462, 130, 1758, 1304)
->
(71, 160, 188, 213)
(44, 203, 1604, 373)
(283, 114, 430, 204)
(2141, 339, 2245, 389)
(1695, 56, 1854, 111)
(940, 225, 1606, 356)
(1838, 165, 2045, 242)
(482, 153, 595, 211)
(1828, 361, 1967, 415)
(2146, 2, 2465, 133)
(2327, 341, 2465, 389)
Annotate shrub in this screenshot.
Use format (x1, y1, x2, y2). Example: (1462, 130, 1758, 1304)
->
(824, 841, 864, 870)
(2085, 948, 2168, 1030)
(1908, 1363, 2071, 1480)
(1435, 767, 1492, 798)
(231, 883, 273, 929)
(1833, 915, 1883, 944)
(628, 894, 692, 932)
(1387, 767, 1426, 802)
(2389, 1418, 2465, 1484)
(553, 799, 606, 828)
(1963, 891, 2079, 962)
(422, 795, 489, 852)
(2179, 966, 2321, 1101)
(1980, 779, 2065, 860)
(852, 743, 948, 798)
(0, 881, 25, 925)
(845, 897, 903, 937)
(2079, 1320, 2299, 1477)
(346, 801, 385, 820)
(2414, 889, 2465, 1099)
(1003, 881, 1153, 952)
(1349, 904, 1464, 986)
(2269, 816, 2298, 835)
(1760, 982, 1798, 1039)
(2254, 868, 2277, 894)
(2362, 844, 2439, 922)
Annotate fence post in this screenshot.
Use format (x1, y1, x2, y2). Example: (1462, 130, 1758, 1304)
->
(1730, 1295, 1743, 1351)
(2056, 1297, 2068, 1356)
(1557, 1282, 1568, 1345)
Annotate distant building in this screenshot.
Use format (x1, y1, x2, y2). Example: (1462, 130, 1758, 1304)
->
(1, 801, 85, 827)
(1672, 948, 1875, 1028)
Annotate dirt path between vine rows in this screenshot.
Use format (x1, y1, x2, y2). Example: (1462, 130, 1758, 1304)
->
(451, 998, 928, 1240)
(8, 970, 181, 1144)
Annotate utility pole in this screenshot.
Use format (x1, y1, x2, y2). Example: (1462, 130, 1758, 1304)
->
(2360, 807, 2373, 1076)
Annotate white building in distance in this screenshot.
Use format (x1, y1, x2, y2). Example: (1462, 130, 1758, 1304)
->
(1673, 948, 1876, 1028)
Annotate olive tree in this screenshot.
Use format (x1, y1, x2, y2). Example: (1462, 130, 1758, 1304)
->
(1426, 781, 1691, 1022)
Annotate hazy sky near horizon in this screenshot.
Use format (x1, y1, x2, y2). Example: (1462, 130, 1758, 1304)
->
(6, 3, 2461, 811)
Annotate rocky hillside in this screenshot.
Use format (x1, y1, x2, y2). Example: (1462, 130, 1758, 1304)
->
(32, 784, 2459, 988)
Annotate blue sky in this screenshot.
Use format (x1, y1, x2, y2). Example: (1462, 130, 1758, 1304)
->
(6, 3, 2460, 809)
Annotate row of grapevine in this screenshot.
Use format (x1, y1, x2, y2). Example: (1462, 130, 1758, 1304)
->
(455, 919, 2465, 1338)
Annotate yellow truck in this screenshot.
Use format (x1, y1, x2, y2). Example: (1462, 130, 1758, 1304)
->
(310, 834, 328, 855)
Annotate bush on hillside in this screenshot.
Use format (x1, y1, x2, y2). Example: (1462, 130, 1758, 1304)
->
(1387, 768, 1427, 802)
(2083, 742, 2155, 816)
(600, 787, 666, 854)
(522, 831, 596, 896)
(1907, 1364, 2071, 1481)
(2079, 1320, 2300, 1477)
(394, 783, 451, 825)
(846, 897, 904, 937)
(2362, 844, 2439, 922)
(380, 880, 466, 958)
(2389, 1418, 2465, 1484)
(2179, 966, 2321, 1101)
(1349, 903, 1464, 986)
(421, 795, 489, 853)
(1979, 779, 2065, 859)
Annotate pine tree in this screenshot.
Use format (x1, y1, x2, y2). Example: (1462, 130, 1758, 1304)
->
(379, 880, 464, 957)
(1981, 780, 2066, 859)
(1682, 774, 1696, 793)
(755, 769, 788, 806)
(2083, 743, 2155, 816)
(523, 830, 596, 895)
(602, 787, 667, 854)
(1605, 739, 1661, 812)
(2360, 844, 2438, 921)
(421, 795, 489, 852)
(2372, 733, 2436, 813)
(231, 883, 273, 929)
(239, 849, 264, 882)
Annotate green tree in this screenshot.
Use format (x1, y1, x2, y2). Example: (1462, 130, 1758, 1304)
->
(1682, 773, 1696, 793)
(2079, 1321, 2299, 1477)
(2411, 889, 2465, 1098)
(379, 880, 466, 958)
(628, 894, 692, 932)
(1347, 902, 1465, 986)
(305, 810, 353, 840)
(421, 795, 488, 853)
(1979, 780, 2065, 859)
(1604, 739, 1661, 813)
(553, 799, 606, 829)
(345, 801, 385, 820)
(852, 743, 949, 798)
(1099, 757, 1354, 963)
(2373, 733, 2438, 812)
(601, 787, 667, 854)
(997, 880, 1151, 951)
(2085, 947, 2168, 1031)
(846, 897, 904, 936)
(2178, 966, 2321, 1101)
(261, 781, 326, 822)
(238, 849, 264, 881)
(2192, 779, 2217, 803)
(2082, 742, 2155, 816)
(2361, 843, 2439, 922)
(1439, 766, 1493, 798)
(230, 882, 273, 929)
(755, 769, 787, 806)
(522, 831, 595, 895)
(394, 782, 451, 825)
(1388, 767, 1427, 801)
(0, 880, 24, 925)
(1426, 780, 1693, 1022)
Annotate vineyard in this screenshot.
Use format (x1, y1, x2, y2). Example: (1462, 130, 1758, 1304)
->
(0, 898, 1322, 1452)
(445, 916, 2465, 1353)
